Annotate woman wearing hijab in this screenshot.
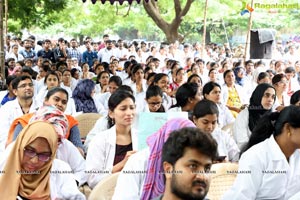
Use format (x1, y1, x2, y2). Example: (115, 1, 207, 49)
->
(0, 121, 85, 200)
(6, 105, 87, 187)
(233, 83, 276, 150)
(112, 118, 196, 200)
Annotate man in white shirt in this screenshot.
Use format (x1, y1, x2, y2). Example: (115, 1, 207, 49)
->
(98, 40, 117, 64)
(116, 39, 129, 68)
(0, 75, 38, 154)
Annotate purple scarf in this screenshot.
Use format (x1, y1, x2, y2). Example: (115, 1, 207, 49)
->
(141, 118, 196, 200)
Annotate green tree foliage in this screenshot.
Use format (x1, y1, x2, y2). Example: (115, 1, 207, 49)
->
(7, 0, 67, 30)
(8, 0, 300, 44)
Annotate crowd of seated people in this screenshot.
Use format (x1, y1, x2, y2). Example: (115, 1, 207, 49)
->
(1, 34, 300, 199)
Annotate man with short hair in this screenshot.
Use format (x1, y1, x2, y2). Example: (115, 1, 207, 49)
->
(37, 39, 55, 63)
(19, 39, 36, 59)
(153, 127, 218, 200)
(68, 38, 82, 64)
(116, 39, 129, 68)
(98, 40, 117, 63)
(98, 34, 110, 50)
(82, 41, 98, 68)
(54, 38, 69, 62)
(0, 75, 38, 154)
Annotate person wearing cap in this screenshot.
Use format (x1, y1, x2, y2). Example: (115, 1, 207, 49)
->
(54, 38, 69, 63)
(19, 38, 36, 59)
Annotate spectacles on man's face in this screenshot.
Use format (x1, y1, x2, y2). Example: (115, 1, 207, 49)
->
(17, 83, 34, 89)
(23, 147, 52, 162)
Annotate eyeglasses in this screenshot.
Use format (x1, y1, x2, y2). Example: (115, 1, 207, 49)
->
(17, 83, 34, 89)
(23, 148, 52, 162)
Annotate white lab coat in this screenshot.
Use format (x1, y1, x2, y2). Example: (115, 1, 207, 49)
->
(217, 103, 235, 128)
(162, 92, 173, 110)
(232, 108, 251, 150)
(112, 148, 150, 200)
(222, 135, 300, 200)
(129, 80, 148, 97)
(212, 128, 240, 162)
(84, 116, 109, 152)
(86, 125, 138, 189)
(49, 159, 86, 200)
(0, 99, 39, 154)
(273, 92, 291, 111)
(95, 91, 111, 112)
(57, 139, 87, 186)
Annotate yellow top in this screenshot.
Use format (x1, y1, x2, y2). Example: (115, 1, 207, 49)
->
(227, 87, 242, 118)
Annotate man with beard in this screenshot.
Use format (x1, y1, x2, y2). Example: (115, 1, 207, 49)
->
(19, 39, 36, 59)
(98, 40, 117, 64)
(153, 127, 218, 200)
(0, 75, 38, 155)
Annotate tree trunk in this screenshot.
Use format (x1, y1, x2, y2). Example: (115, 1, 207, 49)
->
(202, 0, 208, 58)
(0, 0, 5, 79)
(143, 0, 194, 43)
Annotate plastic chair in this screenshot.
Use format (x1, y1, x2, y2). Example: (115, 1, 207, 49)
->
(75, 113, 101, 143)
(88, 172, 120, 200)
(207, 162, 239, 200)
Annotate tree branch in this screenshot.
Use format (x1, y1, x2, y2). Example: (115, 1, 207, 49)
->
(174, 0, 182, 17)
(171, 0, 194, 28)
(181, 0, 194, 17)
(143, 0, 169, 31)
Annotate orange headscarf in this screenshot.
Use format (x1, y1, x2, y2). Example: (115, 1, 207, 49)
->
(0, 121, 58, 200)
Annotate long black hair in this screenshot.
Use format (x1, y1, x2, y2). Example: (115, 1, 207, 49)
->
(107, 91, 135, 128)
(241, 105, 300, 155)
(170, 82, 199, 108)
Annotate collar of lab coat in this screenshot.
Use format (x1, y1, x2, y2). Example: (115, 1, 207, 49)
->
(107, 125, 138, 151)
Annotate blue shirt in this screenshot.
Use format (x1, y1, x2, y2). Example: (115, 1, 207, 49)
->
(82, 50, 98, 68)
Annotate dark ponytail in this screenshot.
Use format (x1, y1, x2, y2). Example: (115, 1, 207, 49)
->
(241, 105, 300, 155)
(241, 112, 279, 155)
